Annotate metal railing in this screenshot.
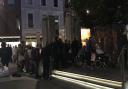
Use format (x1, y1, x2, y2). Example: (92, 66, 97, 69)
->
(118, 44, 128, 89)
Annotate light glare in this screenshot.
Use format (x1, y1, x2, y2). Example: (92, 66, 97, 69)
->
(52, 75, 114, 89)
(53, 70, 122, 88)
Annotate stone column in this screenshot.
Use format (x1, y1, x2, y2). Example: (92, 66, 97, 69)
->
(42, 17, 48, 47)
(21, 32, 26, 43)
(42, 16, 57, 46)
(48, 16, 57, 43)
(59, 15, 64, 41)
(65, 10, 72, 41)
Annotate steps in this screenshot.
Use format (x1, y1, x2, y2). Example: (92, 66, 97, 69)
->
(52, 70, 122, 89)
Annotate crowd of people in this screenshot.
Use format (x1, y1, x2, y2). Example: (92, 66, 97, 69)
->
(0, 38, 82, 79)
(76, 37, 109, 69)
(0, 35, 127, 79)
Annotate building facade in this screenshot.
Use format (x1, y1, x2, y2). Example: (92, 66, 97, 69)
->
(0, 0, 21, 43)
(21, 0, 64, 46)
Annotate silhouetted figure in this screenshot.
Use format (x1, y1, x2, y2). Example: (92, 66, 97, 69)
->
(0, 42, 11, 67)
(86, 38, 92, 66)
(71, 38, 79, 64)
(17, 44, 25, 72)
(52, 38, 63, 69)
(7, 44, 12, 63)
(63, 40, 70, 68)
(31, 45, 41, 78)
(41, 44, 51, 79)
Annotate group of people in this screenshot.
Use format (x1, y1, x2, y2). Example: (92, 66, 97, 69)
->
(76, 37, 98, 67)
(77, 34, 128, 69)
(0, 38, 81, 79)
(0, 35, 126, 79)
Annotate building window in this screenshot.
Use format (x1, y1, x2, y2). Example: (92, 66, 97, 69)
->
(28, 13, 34, 28)
(41, 0, 46, 6)
(27, 0, 32, 5)
(54, 0, 58, 7)
(8, 0, 15, 5)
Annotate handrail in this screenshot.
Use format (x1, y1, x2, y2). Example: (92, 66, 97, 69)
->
(117, 45, 127, 63)
(117, 44, 128, 89)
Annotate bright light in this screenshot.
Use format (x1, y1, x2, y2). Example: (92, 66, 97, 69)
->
(86, 10, 90, 14)
(6, 42, 20, 47)
(55, 19, 59, 23)
(52, 75, 114, 89)
(26, 42, 37, 47)
(0, 36, 20, 39)
(53, 70, 122, 88)
(81, 28, 91, 46)
(0, 42, 20, 48)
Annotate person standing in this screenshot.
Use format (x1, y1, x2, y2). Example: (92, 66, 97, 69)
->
(7, 44, 12, 63)
(41, 44, 51, 80)
(71, 38, 79, 64)
(31, 45, 41, 78)
(0, 42, 11, 67)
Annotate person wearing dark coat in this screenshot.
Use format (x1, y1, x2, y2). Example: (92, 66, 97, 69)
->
(0, 42, 12, 67)
(52, 38, 63, 69)
(7, 44, 12, 63)
(71, 38, 79, 64)
(31, 46, 41, 78)
(41, 44, 51, 79)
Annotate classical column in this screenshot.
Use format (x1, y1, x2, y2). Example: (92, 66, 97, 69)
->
(48, 16, 57, 43)
(42, 17, 48, 47)
(21, 31, 26, 43)
(42, 16, 57, 46)
(65, 10, 72, 41)
(36, 33, 41, 45)
(59, 15, 64, 41)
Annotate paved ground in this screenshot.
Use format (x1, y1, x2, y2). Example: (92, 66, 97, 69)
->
(0, 77, 87, 89)
(63, 66, 128, 82)
(0, 64, 127, 89)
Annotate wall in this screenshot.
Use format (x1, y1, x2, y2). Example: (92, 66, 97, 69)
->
(0, 0, 20, 36)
